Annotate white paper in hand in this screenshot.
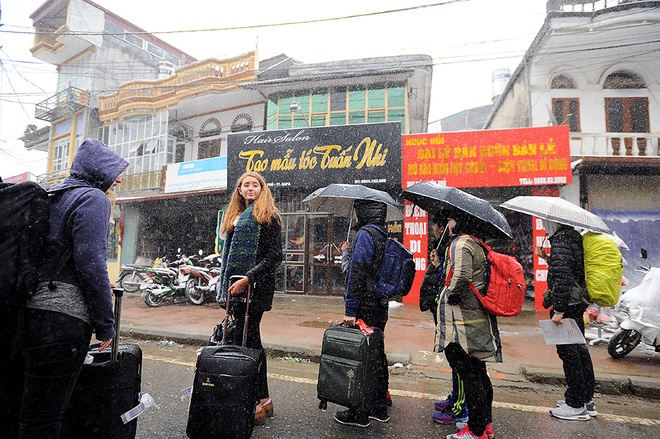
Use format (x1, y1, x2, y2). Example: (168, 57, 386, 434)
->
(539, 318, 586, 345)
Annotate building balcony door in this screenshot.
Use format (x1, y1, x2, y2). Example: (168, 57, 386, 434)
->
(605, 97, 649, 156)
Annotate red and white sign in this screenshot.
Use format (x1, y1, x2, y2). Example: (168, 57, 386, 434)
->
(402, 126, 572, 189)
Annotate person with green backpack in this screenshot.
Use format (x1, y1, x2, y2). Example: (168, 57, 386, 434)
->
(542, 220, 597, 422)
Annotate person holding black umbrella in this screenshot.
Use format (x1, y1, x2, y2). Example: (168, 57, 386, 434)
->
(423, 212, 470, 428)
(334, 199, 391, 428)
(435, 208, 500, 439)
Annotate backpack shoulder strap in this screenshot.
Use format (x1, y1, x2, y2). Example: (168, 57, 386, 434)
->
(361, 225, 387, 281)
(39, 185, 89, 291)
(467, 234, 491, 253)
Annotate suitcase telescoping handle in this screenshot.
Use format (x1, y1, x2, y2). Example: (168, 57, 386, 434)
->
(224, 275, 251, 347)
(111, 287, 124, 362)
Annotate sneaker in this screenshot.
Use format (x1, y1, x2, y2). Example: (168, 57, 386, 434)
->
(434, 398, 453, 411)
(433, 409, 469, 425)
(446, 424, 488, 439)
(556, 399, 597, 417)
(334, 409, 370, 428)
(368, 408, 390, 423)
(550, 403, 590, 421)
(457, 423, 494, 439)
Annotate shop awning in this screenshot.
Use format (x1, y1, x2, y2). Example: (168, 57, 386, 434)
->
(575, 156, 660, 175)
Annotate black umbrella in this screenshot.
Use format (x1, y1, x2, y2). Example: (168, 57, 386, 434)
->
(402, 181, 512, 239)
(302, 184, 403, 240)
(302, 184, 403, 221)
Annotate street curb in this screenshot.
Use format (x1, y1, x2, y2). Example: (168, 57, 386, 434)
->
(122, 327, 658, 400)
(121, 327, 410, 366)
(522, 365, 660, 400)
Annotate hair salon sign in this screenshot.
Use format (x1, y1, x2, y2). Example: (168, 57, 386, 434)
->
(227, 122, 401, 189)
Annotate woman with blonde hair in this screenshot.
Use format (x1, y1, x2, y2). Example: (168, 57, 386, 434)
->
(217, 171, 283, 423)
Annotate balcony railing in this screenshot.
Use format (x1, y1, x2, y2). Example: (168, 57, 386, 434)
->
(36, 170, 68, 189)
(118, 170, 164, 193)
(570, 132, 659, 156)
(35, 87, 89, 122)
(547, 1, 646, 13)
(98, 52, 257, 118)
(36, 169, 162, 194)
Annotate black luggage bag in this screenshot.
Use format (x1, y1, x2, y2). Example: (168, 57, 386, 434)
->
(186, 276, 260, 439)
(61, 289, 142, 439)
(317, 323, 384, 411)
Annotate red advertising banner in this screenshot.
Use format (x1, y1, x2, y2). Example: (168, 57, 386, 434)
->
(533, 216, 551, 311)
(402, 126, 572, 188)
(402, 201, 429, 306)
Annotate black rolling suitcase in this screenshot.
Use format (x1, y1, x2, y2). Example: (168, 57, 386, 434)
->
(186, 276, 260, 439)
(61, 288, 142, 439)
(317, 322, 384, 412)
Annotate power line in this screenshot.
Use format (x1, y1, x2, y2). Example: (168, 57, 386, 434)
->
(1, 1, 472, 37)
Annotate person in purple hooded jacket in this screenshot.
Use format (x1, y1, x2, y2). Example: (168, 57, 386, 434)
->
(15, 138, 128, 438)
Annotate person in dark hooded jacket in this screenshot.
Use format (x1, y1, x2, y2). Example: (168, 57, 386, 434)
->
(15, 138, 128, 437)
(334, 199, 390, 428)
(544, 220, 596, 421)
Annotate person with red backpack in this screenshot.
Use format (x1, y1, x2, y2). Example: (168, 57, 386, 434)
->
(436, 209, 500, 439)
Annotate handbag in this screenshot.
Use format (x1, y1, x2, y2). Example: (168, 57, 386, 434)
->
(208, 313, 236, 346)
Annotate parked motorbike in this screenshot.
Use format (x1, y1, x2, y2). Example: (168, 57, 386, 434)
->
(608, 248, 660, 358)
(179, 251, 222, 305)
(117, 263, 150, 292)
(140, 251, 193, 307)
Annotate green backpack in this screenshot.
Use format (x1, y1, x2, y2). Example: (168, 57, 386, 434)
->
(582, 232, 624, 307)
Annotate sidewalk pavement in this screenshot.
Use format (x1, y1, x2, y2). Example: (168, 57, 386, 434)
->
(119, 293, 660, 400)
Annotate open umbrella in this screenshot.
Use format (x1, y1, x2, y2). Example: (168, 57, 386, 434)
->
(500, 196, 611, 234)
(302, 184, 403, 221)
(402, 181, 512, 239)
(302, 184, 403, 240)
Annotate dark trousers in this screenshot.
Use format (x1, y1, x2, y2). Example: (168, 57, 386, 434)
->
(16, 308, 92, 439)
(0, 310, 23, 438)
(356, 303, 389, 414)
(552, 303, 595, 408)
(232, 305, 269, 400)
(444, 345, 467, 415)
(445, 343, 492, 437)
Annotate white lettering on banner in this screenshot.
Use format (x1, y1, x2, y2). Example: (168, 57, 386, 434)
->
(535, 218, 544, 230)
(404, 204, 426, 218)
(410, 240, 421, 253)
(414, 257, 426, 270)
(536, 270, 548, 281)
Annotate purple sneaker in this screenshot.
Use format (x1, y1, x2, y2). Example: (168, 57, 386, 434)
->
(432, 409, 469, 425)
(434, 399, 453, 411)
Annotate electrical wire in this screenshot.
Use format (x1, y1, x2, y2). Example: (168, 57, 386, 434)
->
(1, 1, 472, 37)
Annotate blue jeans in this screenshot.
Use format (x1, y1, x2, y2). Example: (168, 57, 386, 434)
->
(17, 308, 92, 438)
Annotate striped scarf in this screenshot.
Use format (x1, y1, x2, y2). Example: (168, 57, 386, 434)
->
(217, 204, 260, 305)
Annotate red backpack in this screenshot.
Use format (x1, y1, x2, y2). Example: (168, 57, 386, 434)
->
(445, 235, 526, 317)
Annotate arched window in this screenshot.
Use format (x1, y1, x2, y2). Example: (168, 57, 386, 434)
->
(603, 71, 645, 89)
(550, 74, 575, 89)
(231, 113, 253, 132)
